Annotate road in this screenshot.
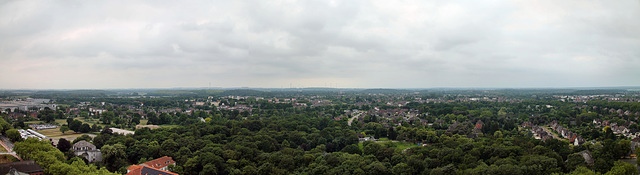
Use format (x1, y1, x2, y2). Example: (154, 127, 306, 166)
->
(0, 135, 14, 151)
(542, 126, 565, 140)
(0, 134, 22, 161)
(347, 112, 363, 126)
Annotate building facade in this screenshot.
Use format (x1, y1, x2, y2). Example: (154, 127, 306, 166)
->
(72, 140, 102, 163)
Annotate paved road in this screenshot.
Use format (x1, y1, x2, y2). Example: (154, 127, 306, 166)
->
(0, 135, 14, 151)
(542, 126, 565, 140)
(347, 112, 363, 126)
(0, 135, 21, 161)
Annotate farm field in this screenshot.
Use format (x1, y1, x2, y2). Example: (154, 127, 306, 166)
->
(37, 128, 96, 145)
(25, 117, 108, 128)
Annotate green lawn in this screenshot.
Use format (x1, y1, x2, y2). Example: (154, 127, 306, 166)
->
(55, 119, 68, 125)
(140, 119, 148, 125)
(390, 142, 421, 151)
(79, 118, 107, 127)
(38, 128, 71, 137)
(28, 117, 167, 131)
(357, 141, 420, 151)
(56, 117, 108, 128)
(24, 121, 43, 125)
(157, 125, 178, 129)
(26, 117, 108, 128)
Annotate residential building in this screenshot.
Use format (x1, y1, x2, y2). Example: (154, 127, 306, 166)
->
(0, 161, 44, 175)
(127, 156, 177, 175)
(72, 141, 102, 163)
(126, 165, 177, 175)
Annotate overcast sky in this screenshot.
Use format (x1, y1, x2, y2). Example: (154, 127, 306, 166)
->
(1, 0, 639, 89)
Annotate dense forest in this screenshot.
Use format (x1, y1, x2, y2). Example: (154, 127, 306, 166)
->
(2, 88, 640, 175)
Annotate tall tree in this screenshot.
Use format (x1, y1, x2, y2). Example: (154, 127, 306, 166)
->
(14, 138, 117, 175)
(101, 111, 116, 125)
(80, 124, 91, 133)
(68, 120, 82, 133)
(60, 126, 69, 134)
(102, 144, 127, 172)
(388, 127, 397, 140)
(0, 119, 10, 133)
(6, 129, 21, 142)
(57, 138, 72, 152)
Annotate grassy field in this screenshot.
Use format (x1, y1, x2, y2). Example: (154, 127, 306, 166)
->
(140, 119, 148, 125)
(357, 141, 420, 151)
(158, 125, 178, 128)
(39, 128, 77, 137)
(25, 117, 108, 128)
(37, 128, 96, 145)
(389, 142, 421, 151)
(24, 121, 43, 125)
(0, 145, 6, 152)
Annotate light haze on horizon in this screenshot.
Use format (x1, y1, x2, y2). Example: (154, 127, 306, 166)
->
(1, 0, 639, 89)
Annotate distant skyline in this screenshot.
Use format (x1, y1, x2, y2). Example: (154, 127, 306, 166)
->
(1, 0, 639, 89)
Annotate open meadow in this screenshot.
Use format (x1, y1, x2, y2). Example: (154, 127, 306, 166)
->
(37, 128, 96, 145)
(25, 117, 108, 128)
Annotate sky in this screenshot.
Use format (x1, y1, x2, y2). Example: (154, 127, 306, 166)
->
(1, 0, 639, 89)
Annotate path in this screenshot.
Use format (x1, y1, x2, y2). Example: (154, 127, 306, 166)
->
(347, 112, 363, 126)
(0, 135, 14, 151)
(0, 135, 22, 161)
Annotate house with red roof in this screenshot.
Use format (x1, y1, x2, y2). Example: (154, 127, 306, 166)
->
(126, 156, 177, 175)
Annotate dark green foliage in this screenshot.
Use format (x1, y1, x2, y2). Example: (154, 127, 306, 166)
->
(6, 90, 640, 175)
(73, 134, 93, 143)
(37, 108, 56, 123)
(388, 127, 397, 140)
(102, 144, 127, 172)
(341, 144, 362, 155)
(14, 138, 117, 174)
(6, 129, 21, 142)
(56, 138, 72, 152)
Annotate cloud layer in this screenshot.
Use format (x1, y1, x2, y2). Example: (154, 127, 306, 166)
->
(1, 0, 639, 89)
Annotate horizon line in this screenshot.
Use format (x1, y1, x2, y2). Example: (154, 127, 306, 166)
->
(2, 86, 640, 91)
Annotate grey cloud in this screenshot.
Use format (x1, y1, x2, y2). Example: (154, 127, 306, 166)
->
(0, 0, 639, 89)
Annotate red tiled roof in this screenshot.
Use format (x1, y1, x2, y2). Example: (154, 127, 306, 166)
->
(126, 166, 142, 175)
(127, 165, 141, 171)
(140, 156, 175, 170)
(126, 165, 177, 175)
